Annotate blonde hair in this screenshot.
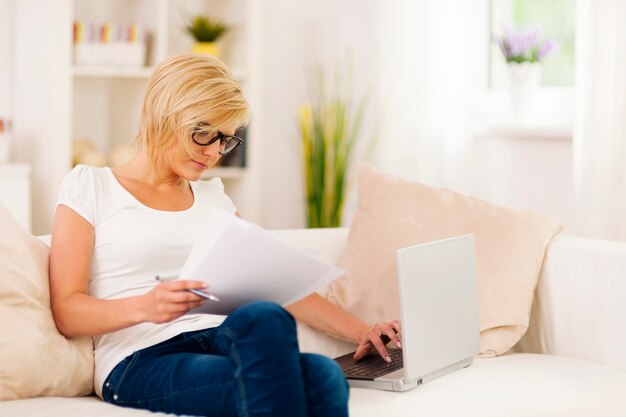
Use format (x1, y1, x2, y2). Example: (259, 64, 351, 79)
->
(136, 53, 249, 167)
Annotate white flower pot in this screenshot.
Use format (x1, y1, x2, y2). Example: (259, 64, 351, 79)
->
(508, 62, 542, 126)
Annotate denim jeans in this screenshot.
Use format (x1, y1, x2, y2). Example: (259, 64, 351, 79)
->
(101, 301, 350, 417)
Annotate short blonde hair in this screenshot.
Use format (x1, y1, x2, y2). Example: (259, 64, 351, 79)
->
(136, 53, 249, 167)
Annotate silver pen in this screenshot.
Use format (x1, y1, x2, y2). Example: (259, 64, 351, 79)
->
(155, 276, 220, 302)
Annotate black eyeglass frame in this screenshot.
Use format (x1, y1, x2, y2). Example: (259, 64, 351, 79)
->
(191, 126, 244, 156)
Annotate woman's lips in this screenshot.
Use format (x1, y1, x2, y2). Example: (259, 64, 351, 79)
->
(192, 160, 208, 170)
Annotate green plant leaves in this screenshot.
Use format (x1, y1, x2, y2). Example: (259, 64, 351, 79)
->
(300, 65, 367, 228)
(185, 16, 228, 42)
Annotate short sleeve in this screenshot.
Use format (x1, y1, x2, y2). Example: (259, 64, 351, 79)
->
(201, 177, 237, 214)
(57, 164, 99, 225)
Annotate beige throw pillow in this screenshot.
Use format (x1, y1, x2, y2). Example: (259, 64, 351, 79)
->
(327, 165, 562, 357)
(0, 204, 93, 400)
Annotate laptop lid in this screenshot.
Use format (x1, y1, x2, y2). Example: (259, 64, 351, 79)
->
(397, 234, 480, 381)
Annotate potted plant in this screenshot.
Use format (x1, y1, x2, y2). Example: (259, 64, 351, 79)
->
(299, 66, 367, 228)
(493, 27, 558, 125)
(185, 15, 229, 57)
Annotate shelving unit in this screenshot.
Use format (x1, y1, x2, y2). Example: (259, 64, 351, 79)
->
(68, 0, 261, 220)
(10, 0, 261, 233)
(72, 66, 154, 79)
(72, 65, 245, 80)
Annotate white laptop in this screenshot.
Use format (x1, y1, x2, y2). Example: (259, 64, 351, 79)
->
(334, 235, 480, 391)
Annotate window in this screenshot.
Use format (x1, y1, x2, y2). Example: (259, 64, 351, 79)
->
(489, 0, 576, 88)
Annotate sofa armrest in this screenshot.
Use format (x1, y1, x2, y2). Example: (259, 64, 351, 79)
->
(37, 234, 51, 247)
(516, 235, 626, 372)
(297, 321, 357, 358)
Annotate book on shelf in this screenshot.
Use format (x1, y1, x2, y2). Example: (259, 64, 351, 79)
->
(73, 20, 148, 68)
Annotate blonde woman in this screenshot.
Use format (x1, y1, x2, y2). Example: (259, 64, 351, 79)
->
(49, 54, 401, 417)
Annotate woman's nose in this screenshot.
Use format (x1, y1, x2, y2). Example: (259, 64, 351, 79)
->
(201, 140, 221, 157)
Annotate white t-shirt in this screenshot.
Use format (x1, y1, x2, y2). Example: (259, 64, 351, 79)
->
(57, 164, 236, 398)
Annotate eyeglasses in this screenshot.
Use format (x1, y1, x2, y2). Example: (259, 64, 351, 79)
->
(191, 124, 244, 156)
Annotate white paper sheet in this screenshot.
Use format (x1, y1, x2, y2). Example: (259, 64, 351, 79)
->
(178, 207, 344, 315)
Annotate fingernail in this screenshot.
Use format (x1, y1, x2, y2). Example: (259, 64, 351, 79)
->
(386, 356, 392, 363)
(396, 341, 402, 349)
(201, 283, 208, 288)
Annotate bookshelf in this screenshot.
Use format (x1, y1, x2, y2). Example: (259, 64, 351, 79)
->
(11, 0, 261, 233)
(72, 66, 154, 79)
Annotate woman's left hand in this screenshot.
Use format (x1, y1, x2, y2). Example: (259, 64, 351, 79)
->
(353, 320, 402, 363)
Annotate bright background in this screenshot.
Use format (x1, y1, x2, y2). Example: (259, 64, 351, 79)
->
(1, 0, 624, 242)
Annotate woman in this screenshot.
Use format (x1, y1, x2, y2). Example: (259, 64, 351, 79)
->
(50, 54, 401, 417)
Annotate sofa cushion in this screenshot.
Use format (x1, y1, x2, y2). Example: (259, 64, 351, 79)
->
(0, 204, 94, 400)
(327, 164, 562, 357)
(348, 353, 626, 417)
(1, 354, 624, 417)
(0, 396, 161, 416)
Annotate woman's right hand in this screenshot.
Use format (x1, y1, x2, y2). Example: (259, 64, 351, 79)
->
(354, 320, 402, 363)
(138, 280, 208, 324)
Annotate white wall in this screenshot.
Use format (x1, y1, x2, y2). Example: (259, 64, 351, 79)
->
(256, 0, 381, 229)
(12, 0, 72, 235)
(0, 0, 13, 120)
(254, 0, 575, 232)
(6, 0, 577, 233)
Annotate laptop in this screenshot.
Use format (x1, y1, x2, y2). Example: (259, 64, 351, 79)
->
(334, 235, 480, 391)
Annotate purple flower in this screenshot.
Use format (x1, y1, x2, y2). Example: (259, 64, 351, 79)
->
(494, 26, 558, 63)
(537, 39, 559, 60)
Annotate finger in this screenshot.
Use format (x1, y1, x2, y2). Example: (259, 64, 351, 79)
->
(368, 331, 391, 363)
(382, 325, 402, 349)
(182, 280, 210, 290)
(155, 289, 204, 304)
(162, 280, 209, 291)
(185, 300, 205, 310)
(353, 342, 372, 361)
(391, 320, 402, 339)
(169, 291, 206, 303)
(170, 300, 205, 313)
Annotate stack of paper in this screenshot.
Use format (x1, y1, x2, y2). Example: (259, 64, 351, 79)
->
(179, 208, 344, 315)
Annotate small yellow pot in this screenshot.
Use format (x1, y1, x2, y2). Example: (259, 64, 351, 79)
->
(191, 42, 220, 57)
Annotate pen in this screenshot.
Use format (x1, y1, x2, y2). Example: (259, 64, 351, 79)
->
(155, 276, 220, 302)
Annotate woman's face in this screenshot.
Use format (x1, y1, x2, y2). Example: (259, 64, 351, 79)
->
(167, 125, 237, 181)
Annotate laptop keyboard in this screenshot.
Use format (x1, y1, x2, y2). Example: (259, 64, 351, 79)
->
(342, 349, 404, 379)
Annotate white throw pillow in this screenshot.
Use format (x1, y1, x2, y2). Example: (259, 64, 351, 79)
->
(327, 165, 563, 357)
(0, 204, 94, 400)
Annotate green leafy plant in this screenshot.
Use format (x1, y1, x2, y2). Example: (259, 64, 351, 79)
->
(299, 65, 367, 228)
(185, 16, 228, 42)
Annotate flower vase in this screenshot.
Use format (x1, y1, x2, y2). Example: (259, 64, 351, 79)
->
(507, 62, 541, 126)
(191, 42, 220, 58)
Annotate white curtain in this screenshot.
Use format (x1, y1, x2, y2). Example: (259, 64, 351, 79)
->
(574, 0, 626, 240)
(373, 0, 488, 192)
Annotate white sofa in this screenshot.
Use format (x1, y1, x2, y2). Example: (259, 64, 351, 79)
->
(2, 228, 626, 417)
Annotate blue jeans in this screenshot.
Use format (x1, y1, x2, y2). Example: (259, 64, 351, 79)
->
(102, 302, 349, 417)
